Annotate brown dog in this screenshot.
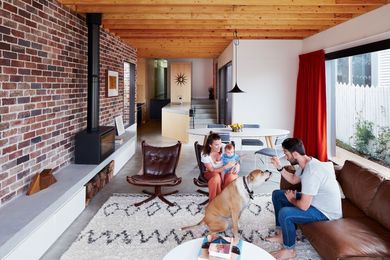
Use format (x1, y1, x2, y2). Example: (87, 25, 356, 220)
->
(181, 169, 272, 239)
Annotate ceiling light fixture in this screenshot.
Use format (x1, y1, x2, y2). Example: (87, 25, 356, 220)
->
(229, 30, 245, 93)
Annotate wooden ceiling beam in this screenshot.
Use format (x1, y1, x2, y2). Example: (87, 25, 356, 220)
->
(59, 0, 387, 6)
(126, 39, 230, 46)
(104, 23, 330, 30)
(113, 29, 318, 38)
(103, 19, 342, 26)
(102, 13, 355, 20)
(136, 51, 221, 58)
(57, 0, 388, 58)
(72, 4, 379, 14)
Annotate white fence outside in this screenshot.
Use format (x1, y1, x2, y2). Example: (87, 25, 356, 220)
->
(336, 83, 390, 145)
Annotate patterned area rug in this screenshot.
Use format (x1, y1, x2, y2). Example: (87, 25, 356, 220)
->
(61, 194, 320, 260)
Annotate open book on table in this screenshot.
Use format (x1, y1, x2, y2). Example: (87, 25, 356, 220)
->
(198, 236, 243, 260)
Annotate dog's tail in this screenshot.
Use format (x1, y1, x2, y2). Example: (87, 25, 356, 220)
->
(180, 219, 205, 231)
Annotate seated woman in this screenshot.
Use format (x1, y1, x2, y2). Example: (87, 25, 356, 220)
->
(201, 133, 239, 201)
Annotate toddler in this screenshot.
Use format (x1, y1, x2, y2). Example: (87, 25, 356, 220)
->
(221, 143, 240, 182)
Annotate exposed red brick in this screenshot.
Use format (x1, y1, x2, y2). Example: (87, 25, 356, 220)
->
(3, 3, 17, 13)
(1, 191, 16, 204)
(0, 188, 10, 199)
(2, 128, 17, 138)
(2, 176, 16, 187)
(23, 131, 35, 140)
(2, 144, 17, 155)
(0, 172, 9, 182)
(0, 0, 136, 206)
(0, 123, 9, 131)
(18, 140, 30, 149)
(9, 150, 23, 160)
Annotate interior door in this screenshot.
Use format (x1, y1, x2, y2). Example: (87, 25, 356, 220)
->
(218, 62, 232, 124)
(225, 63, 232, 124)
(218, 67, 226, 124)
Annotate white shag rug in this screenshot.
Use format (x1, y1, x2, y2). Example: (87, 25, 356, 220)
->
(61, 194, 320, 260)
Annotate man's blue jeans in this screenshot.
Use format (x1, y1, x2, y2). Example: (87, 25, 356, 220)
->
(271, 189, 328, 248)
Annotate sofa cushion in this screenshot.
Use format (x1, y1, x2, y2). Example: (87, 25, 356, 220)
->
(339, 160, 383, 214)
(367, 180, 390, 230)
(342, 199, 366, 218)
(301, 218, 390, 259)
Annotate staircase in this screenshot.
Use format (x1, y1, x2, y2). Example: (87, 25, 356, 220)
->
(190, 99, 218, 128)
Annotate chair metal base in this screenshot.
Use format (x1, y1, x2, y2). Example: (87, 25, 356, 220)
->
(196, 189, 209, 205)
(199, 198, 209, 206)
(133, 186, 178, 207)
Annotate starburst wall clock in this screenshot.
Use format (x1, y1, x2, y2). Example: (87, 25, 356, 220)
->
(175, 72, 187, 86)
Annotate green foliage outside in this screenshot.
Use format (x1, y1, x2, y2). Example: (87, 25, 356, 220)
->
(374, 126, 390, 162)
(342, 113, 390, 167)
(353, 117, 375, 154)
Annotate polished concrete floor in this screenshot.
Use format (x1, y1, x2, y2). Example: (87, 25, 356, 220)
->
(41, 120, 280, 260)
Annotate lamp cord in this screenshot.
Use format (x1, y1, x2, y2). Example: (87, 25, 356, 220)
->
(234, 30, 239, 85)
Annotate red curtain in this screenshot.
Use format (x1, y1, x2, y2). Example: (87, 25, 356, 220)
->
(293, 50, 328, 161)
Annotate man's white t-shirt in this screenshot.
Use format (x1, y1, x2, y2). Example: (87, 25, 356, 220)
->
(295, 158, 342, 220)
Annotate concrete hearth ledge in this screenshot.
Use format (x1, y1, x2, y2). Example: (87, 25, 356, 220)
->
(0, 129, 137, 260)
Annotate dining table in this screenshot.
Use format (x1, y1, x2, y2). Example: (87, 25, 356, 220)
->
(187, 127, 290, 150)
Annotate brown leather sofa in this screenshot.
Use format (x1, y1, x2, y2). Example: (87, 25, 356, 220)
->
(287, 160, 390, 259)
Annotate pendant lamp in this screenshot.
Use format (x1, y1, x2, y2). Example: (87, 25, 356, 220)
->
(229, 30, 245, 93)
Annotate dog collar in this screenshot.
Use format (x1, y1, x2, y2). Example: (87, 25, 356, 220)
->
(243, 176, 254, 200)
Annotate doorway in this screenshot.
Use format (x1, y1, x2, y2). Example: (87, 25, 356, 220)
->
(218, 62, 232, 124)
(123, 62, 136, 127)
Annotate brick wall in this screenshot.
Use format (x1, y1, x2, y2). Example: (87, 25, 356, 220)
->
(100, 30, 137, 126)
(0, 0, 136, 207)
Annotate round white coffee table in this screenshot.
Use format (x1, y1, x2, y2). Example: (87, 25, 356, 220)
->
(163, 238, 275, 260)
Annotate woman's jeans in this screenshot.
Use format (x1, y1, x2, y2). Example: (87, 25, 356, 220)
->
(271, 189, 328, 248)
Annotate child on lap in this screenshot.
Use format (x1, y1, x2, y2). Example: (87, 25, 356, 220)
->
(221, 144, 240, 182)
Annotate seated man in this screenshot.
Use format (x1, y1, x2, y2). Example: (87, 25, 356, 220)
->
(266, 138, 342, 260)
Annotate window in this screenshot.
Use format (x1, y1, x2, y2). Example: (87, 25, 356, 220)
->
(336, 57, 349, 84)
(336, 54, 372, 86)
(352, 53, 371, 86)
(123, 62, 130, 126)
(326, 39, 390, 168)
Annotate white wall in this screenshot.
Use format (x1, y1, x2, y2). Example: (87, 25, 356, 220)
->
(167, 58, 213, 99)
(303, 4, 390, 53)
(230, 40, 302, 134)
(218, 42, 233, 69)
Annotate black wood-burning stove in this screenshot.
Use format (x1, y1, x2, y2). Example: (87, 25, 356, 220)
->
(75, 13, 115, 164)
(74, 126, 115, 164)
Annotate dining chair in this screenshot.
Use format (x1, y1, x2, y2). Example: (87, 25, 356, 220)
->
(255, 135, 287, 170)
(241, 124, 264, 148)
(207, 123, 226, 128)
(207, 124, 231, 145)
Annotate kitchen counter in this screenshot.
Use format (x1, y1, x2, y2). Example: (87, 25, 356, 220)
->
(161, 102, 191, 115)
(161, 103, 191, 143)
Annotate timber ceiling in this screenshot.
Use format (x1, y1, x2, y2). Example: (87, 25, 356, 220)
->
(59, 0, 389, 58)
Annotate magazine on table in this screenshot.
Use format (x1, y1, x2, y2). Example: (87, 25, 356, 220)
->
(198, 236, 243, 260)
(208, 236, 232, 259)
